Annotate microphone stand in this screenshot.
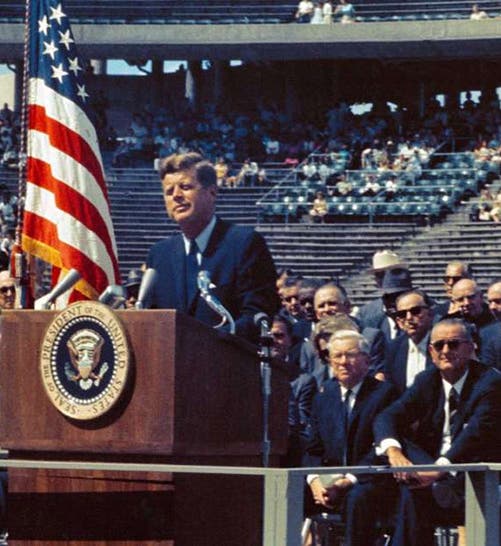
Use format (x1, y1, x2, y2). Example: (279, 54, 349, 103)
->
(257, 319, 273, 468)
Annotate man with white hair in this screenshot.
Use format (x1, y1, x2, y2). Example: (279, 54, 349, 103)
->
(304, 330, 398, 546)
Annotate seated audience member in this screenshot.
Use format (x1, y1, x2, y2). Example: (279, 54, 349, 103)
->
(293, 278, 325, 341)
(433, 260, 472, 321)
(385, 289, 434, 394)
(309, 191, 328, 223)
(449, 278, 494, 331)
(470, 3, 488, 19)
(310, 2, 324, 23)
(214, 157, 229, 187)
(322, 0, 333, 23)
(487, 280, 501, 321)
(478, 281, 501, 369)
(271, 316, 316, 467)
(360, 176, 380, 197)
(278, 276, 303, 326)
(384, 176, 399, 201)
(295, 0, 314, 23)
(335, 175, 352, 196)
(333, 0, 355, 23)
(305, 282, 386, 378)
(374, 319, 501, 546)
(238, 159, 259, 187)
(124, 268, 143, 309)
(304, 330, 398, 546)
(0, 270, 16, 309)
(358, 250, 411, 344)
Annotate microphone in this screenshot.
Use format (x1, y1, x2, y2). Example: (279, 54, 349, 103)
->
(253, 312, 271, 332)
(135, 268, 157, 309)
(98, 285, 126, 308)
(197, 270, 235, 334)
(34, 269, 81, 310)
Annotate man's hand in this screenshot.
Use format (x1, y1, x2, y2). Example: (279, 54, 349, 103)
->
(309, 478, 333, 509)
(410, 470, 446, 489)
(386, 446, 418, 483)
(325, 477, 353, 504)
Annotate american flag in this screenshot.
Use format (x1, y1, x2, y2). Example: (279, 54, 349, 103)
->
(22, 0, 120, 303)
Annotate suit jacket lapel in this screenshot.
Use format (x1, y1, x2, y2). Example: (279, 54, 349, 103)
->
(451, 362, 478, 439)
(173, 236, 189, 310)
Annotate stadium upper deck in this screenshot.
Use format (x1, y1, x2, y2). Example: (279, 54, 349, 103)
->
(1, 16, 501, 63)
(0, 0, 500, 23)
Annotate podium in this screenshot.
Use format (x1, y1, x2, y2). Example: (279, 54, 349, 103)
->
(0, 309, 289, 545)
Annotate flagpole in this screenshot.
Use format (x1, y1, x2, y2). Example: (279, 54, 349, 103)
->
(10, 0, 33, 308)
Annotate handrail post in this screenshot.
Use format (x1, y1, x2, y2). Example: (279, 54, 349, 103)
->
(263, 468, 303, 546)
(465, 468, 500, 546)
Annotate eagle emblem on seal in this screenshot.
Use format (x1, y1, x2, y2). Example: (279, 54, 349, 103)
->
(65, 329, 110, 391)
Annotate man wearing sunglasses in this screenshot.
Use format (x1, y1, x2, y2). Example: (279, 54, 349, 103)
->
(385, 289, 434, 395)
(433, 261, 472, 320)
(0, 270, 16, 310)
(374, 318, 501, 546)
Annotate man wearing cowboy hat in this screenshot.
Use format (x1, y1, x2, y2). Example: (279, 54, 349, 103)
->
(357, 250, 410, 344)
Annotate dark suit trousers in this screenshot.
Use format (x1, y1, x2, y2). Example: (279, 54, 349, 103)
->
(391, 442, 463, 546)
(344, 480, 396, 546)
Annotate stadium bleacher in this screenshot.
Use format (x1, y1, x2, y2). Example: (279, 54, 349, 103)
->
(0, 0, 500, 24)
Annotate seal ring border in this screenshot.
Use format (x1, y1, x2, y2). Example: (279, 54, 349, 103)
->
(40, 301, 130, 421)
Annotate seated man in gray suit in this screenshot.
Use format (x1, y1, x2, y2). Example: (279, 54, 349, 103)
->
(304, 330, 398, 546)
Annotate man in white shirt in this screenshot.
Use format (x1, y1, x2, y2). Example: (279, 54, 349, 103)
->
(303, 330, 398, 546)
(384, 289, 434, 394)
(374, 318, 501, 546)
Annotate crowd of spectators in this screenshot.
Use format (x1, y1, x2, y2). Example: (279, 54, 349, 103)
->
(295, 0, 355, 23)
(0, 103, 20, 170)
(274, 253, 501, 545)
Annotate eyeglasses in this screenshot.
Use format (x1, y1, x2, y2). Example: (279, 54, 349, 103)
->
(283, 295, 298, 303)
(331, 351, 363, 361)
(443, 275, 464, 284)
(430, 338, 468, 352)
(394, 305, 428, 320)
(0, 285, 15, 294)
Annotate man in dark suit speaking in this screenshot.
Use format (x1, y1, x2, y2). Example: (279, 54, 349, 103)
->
(374, 318, 501, 546)
(145, 152, 279, 342)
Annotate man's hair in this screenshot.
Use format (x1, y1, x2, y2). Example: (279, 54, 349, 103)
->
(298, 277, 325, 291)
(328, 330, 370, 355)
(312, 313, 361, 355)
(158, 152, 217, 188)
(283, 276, 303, 289)
(317, 281, 350, 304)
(446, 260, 473, 278)
(395, 288, 433, 309)
(431, 318, 474, 342)
(272, 315, 293, 336)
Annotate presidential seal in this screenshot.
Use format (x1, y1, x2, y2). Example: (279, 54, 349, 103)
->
(40, 301, 130, 420)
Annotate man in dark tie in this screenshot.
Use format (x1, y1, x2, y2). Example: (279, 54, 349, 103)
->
(385, 289, 434, 394)
(303, 330, 398, 546)
(145, 152, 279, 342)
(374, 318, 501, 546)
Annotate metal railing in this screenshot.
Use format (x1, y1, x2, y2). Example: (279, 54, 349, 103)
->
(1, 458, 499, 546)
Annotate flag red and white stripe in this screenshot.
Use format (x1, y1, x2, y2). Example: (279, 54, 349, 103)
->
(22, 0, 120, 302)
